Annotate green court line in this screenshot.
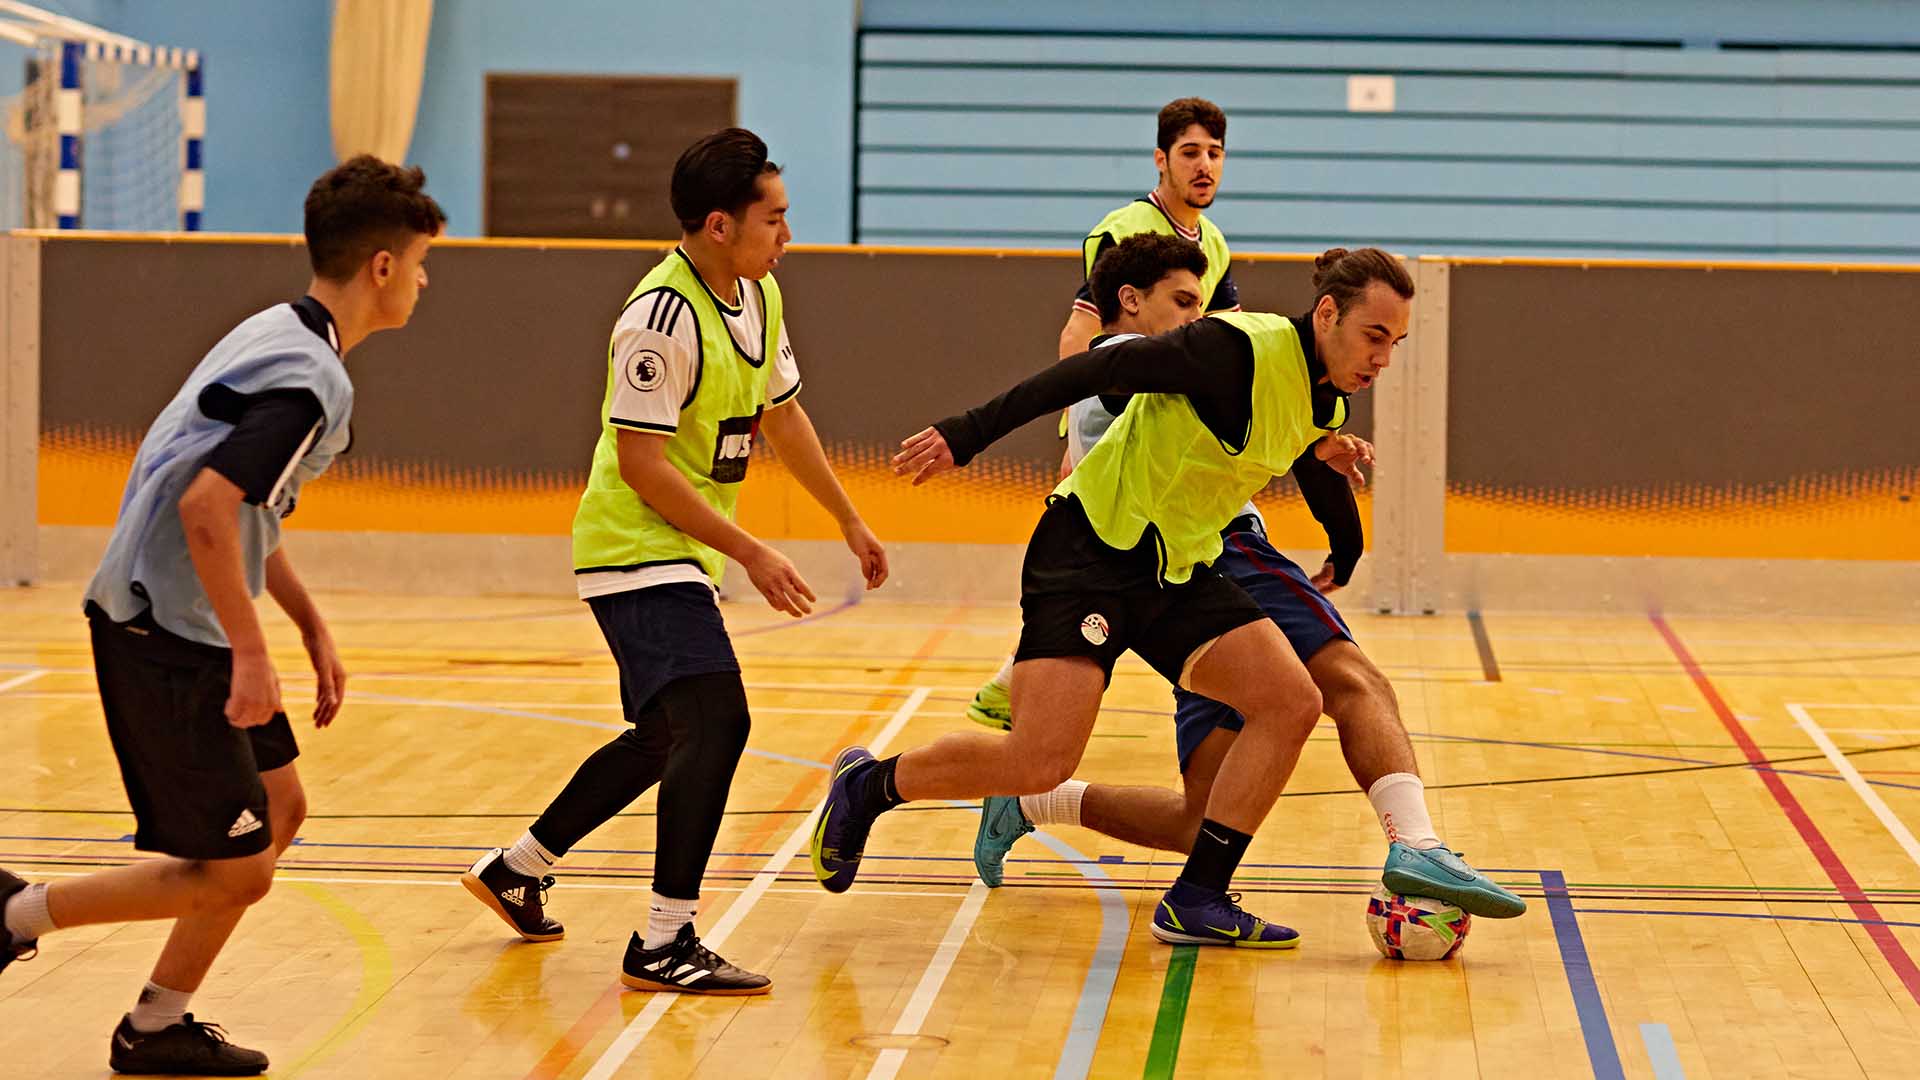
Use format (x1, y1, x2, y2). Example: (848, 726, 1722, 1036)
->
(1144, 945, 1198, 1080)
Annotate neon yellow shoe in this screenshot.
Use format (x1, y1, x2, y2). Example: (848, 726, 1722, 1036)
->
(966, 678, 1012, 731)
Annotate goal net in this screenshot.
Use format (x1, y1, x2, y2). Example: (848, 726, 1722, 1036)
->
(2, 5, 202, 231)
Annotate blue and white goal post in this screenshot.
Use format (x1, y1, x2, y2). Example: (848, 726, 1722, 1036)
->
(54, 38, 205, 230)
(1, 2, 202, 231)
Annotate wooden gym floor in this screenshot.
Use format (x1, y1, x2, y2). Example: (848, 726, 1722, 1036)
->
(2, 585, 1919, 1078)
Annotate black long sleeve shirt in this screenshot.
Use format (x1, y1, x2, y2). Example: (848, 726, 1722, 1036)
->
(932, 315, 1363, 583)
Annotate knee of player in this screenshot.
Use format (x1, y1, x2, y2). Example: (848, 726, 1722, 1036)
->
(1247, 680, 1323, 726)
(1014, 753, 1080, 794)
(275, 793, 309, 842)
(1323, 657, 1396, 717)
(200, 855, 276, 907)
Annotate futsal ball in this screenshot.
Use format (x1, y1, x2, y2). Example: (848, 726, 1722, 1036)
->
(1366, 886, 1471, 960)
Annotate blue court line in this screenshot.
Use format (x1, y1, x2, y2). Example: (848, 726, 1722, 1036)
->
(1020, 824, 1128, 1080)
(1640, 1023, 1687, 1080)
(1542, 870, 1626, 1080)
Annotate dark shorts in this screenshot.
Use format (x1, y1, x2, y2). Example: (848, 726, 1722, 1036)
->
(587, 582, 740, 718)
(1014, 497, 1266, 686)
(1171, 516, 1355, 771)
(87, 605, 298, 861)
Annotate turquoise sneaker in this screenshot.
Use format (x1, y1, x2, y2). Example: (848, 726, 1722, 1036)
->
(973, 796, 1034, 888)
(966, 678, 1012, 731)
(1380, 842, 1527, 919)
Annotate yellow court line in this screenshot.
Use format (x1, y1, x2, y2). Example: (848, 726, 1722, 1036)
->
(276, 881, 396, 1080)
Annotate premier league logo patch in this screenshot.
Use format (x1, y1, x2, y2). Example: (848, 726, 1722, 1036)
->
(1080, 613, 1110, 646)
(626, 349, 666, 392)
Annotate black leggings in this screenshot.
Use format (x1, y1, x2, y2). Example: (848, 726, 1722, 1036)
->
(529, 670, 751, 900)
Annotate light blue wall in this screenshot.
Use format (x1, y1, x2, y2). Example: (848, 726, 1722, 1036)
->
(3, 0, 331, 232)
(412, 1, 857, 240)
(88, 0, 332, 233)
(862, 0, 1920, 47)
(12, 1, 855, 238)
(855, 6, 1920, 259)
(17, 1, 1920, 249)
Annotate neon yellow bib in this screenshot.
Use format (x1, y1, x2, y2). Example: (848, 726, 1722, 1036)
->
(1083, 198, 1232, 305)
(572, 250, 783, 584)
(1054, 313, 1345, 583)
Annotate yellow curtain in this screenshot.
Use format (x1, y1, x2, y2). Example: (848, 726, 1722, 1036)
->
(329, 0, 434, 163)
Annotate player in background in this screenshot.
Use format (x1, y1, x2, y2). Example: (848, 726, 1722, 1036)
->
(2, 156, 443, 1075)
(463, 128, 888, 996)
(974, 245, 1527, 921)
(967, 96, 1365, 730)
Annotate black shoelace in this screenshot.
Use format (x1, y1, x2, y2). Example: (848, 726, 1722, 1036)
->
(679, 939, 728, 973)
(177, 1015, 234, 1046)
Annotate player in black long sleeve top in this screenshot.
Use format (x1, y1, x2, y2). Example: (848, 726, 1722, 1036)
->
(936, 238, 1527, 923)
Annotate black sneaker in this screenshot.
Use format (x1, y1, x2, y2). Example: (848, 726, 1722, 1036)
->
(108, 1014, 268, 1076)
(1, 866, 38, 976)
(620, 924, 771, 996)
(462, 848, 564, 942)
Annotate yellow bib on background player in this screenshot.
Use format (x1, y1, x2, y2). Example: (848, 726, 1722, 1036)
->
(1083, 198, 1233, 307)
(572, 251, 784, 585)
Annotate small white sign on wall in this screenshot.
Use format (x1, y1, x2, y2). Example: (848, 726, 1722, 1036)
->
(1347, 75, 1396, 112)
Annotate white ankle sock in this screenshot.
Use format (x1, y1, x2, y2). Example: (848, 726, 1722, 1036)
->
(643, 892, 699, 950)
(128, 981, 192, 1033)
(1367, 773, 1442, 849)
(3, 882, 55, 941)
(1018, 780, 1087, 828)
(988, 652, 1016, 691)
(502, 831, 558, 878)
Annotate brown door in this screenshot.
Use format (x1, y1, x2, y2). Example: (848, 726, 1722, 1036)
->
(485, 74, 737, 239)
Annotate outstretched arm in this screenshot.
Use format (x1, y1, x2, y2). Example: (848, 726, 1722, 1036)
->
(760, 400, 888, 589)
(894, 318, 1254, 484)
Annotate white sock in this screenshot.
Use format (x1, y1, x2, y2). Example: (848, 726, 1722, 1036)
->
(988, 652, 1016, 691)
(128, 981, 192, 1033)
(1367, 773, 1442, 849)
(502, 831, 558, 878)
(3, 882, 55, 941)
(643, 892, 699, 950)
(1018, 780, 1087, 828)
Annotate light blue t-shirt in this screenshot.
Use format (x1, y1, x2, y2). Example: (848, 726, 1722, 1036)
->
(85, 304, 354, 647)
(1065, 333, 1264, 529)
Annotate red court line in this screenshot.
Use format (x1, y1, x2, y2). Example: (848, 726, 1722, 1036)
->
(1652, 614, 1920, 1006)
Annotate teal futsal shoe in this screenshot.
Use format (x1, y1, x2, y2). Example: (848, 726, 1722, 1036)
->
(973, 796, 1034, 888)
(966, 678, 1013, 731)
(1380, 842, 1527, 918)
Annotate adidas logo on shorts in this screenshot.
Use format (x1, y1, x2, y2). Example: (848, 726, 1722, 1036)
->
(227, 809, 263, 838)
(1080, 613, 1110, 646)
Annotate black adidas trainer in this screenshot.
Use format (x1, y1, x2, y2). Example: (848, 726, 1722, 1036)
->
(620, 924, 770, 995)
(461, 848, 564, 942)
